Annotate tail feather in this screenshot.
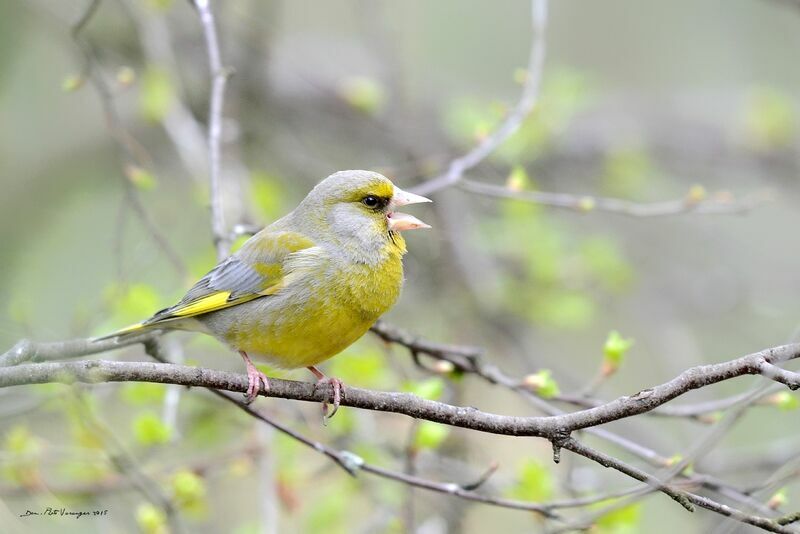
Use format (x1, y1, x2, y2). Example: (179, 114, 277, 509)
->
(92, 321, 153, 342)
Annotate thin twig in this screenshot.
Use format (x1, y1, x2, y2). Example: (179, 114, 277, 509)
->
(562, 439, 796, 534)
(69, 1, 187, 276)
(459, 179, 768, 218)
(70, 389, 185, 533)
(207, 389, 559, 518)
(194, 0, 231, 260)
(123, 0, 208, 182)
(412, 0, 548, 196)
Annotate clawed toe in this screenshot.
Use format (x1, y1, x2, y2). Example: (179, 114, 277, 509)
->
(240, 351, 269, 404)
(244, 372, 269, 404)
(308, 366, 345, 420)
(315, 377, 344, 419)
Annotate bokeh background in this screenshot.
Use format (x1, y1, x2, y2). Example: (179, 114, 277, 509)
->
(2, 0, 800, 532)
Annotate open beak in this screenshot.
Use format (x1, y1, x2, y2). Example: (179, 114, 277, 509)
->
(388, 186, 432, 232)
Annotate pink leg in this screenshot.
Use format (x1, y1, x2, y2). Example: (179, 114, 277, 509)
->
(307, 366, 345, 419)
(240, 351, 269, 404)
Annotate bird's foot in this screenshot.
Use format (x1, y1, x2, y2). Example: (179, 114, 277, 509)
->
(240, 351, 269, 404)
(308, 366, 345, 420)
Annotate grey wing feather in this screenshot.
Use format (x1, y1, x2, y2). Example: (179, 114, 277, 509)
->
(145, 257, 266, 323)
(187, 257, 265, 300)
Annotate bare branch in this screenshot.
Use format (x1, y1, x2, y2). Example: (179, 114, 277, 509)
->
(370, 320, 484, 364)
(412, 0, 548, 196)
(67, 1, 187, 276)
(459, 179, 769, 218)
(193, 0, 231, 260)
(1, 343, 797, 442)
(0, 333, 156, 368)
(124, 0, 208, 182)
(208, 388, 559, 518)
(2, 332, 799, 531)
(562, 439, 796, 533)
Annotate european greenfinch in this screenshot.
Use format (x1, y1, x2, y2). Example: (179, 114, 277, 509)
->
(99, 170, 431, 414)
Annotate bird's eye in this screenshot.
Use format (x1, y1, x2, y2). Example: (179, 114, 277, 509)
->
(362, 195, 380, 208)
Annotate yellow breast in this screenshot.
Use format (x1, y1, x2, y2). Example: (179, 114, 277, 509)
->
(219, 249, 404, 369)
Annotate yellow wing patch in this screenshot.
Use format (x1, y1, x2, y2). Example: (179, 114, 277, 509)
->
(170, 291, 234, 317)
(162, 281, 285, 320)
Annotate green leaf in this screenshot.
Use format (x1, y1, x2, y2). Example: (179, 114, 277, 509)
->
(444, 68, 590, 165)
(772, 391, 799, 411)
(596, 503, 641, 533)
(124, 165, 157, 191)
(172, 470, 207, 515)
(136, 503, 168, 534)
(744, 86, 796, 149)
(56, 457, 110, 483)
(133, 412, 172, 446)
(522, 369, 560, 398)
(106, 283, 161, 325)
(61, 73, 84, 92)
(579, 238, 633, 292)
(330, 346, 390, 389)
(528, 290, 595, 330)
(404, 377, 445, 401)
(338, 76, 386, 115)
(116, 66, 136, 87)
(505, 165, 531, 192)
(146, 0, 173, 11)
(601, 147, 655, 198)
(305, 478, 350, 534)
(229, 234, 250, 254)
(414, 421, 450, 450)
(139, 66, 174, 122)
(121, 382, 166, 406)
(686, 184, 707, 203)
(768, 488, 788, 509)
(603, 331, 635, 369)
(250, 171, 285, 220)
(4, 425, 41, 455)
(7, 294, 31, 324)
(2, 426, 42, 485)
(508, 459, 553, 502)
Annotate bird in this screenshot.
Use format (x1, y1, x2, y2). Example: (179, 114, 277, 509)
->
(97, 170, 431, 416)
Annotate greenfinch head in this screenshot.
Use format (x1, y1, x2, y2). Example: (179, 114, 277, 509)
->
(290, 170, 431, 258)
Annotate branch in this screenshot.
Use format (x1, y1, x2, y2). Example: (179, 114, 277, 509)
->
(408, 0, 764, 219)
(459, 179, 768, 218)
(67, 1, 187, 276)
(1, 343, 797, 439)
(369, 320, 484, 364)
(137, 340, 797, 532)
(124, 0, 208, 183)
(208, 388, 560, 518)
(412, 0, 548, 196)
(562, 439, 796, 533)
(193, 0, 231, 260)
(2, 354, 796, 530)
(0, 333, 156, 368)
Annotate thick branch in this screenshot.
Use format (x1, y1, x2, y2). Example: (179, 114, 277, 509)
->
(1, 343, 798, 438)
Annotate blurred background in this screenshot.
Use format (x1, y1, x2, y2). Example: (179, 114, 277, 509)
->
(2, 0, 800, 532)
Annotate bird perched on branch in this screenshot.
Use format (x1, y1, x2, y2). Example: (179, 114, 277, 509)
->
(97, 170, 431, 417)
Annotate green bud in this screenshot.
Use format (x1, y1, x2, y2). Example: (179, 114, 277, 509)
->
(522, 370, 560, 398)
(603, 330, 634, 373)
